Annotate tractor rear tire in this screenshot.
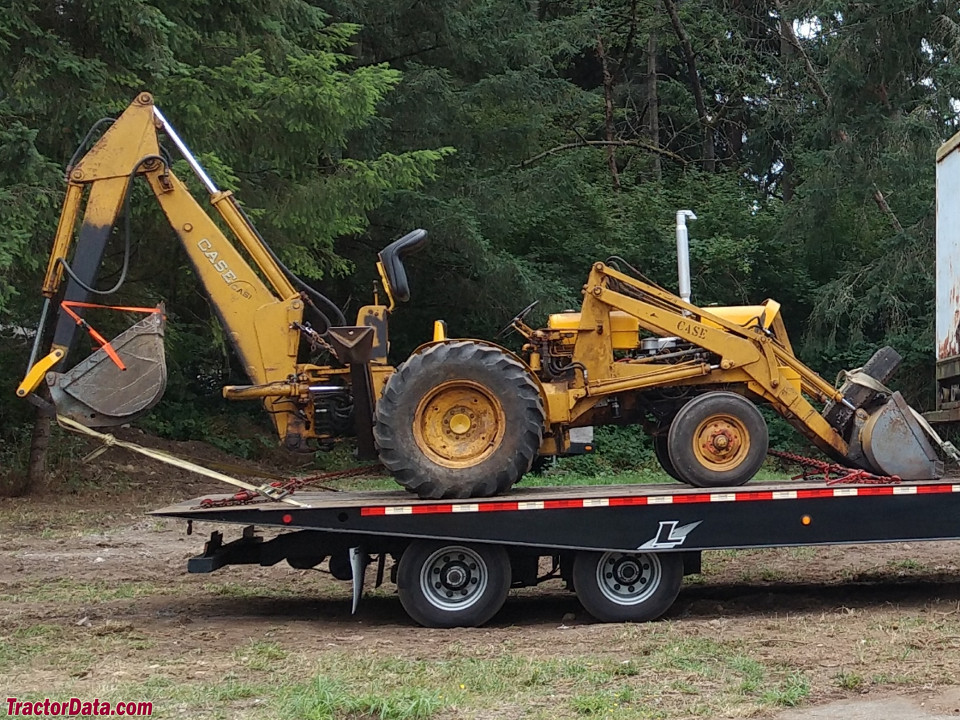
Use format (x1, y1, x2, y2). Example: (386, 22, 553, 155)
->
(374, 341, 545, 499)
(667, 391, 768, 488)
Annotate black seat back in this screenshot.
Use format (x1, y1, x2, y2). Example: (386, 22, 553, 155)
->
(378, 229, 428, 303)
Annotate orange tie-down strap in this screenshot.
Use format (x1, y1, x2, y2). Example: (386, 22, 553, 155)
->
(60, 301, 165, 371)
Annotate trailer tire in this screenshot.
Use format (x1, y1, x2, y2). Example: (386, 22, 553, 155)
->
(573, 550, 682, 622)
(397, 540, 511, 628)
(374, 341, 545, 499)
(667, 391, 767, 488)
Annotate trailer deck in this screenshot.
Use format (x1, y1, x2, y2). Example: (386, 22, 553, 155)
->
(153, 478, 960, 553)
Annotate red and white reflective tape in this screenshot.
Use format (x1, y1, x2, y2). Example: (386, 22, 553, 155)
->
(359, 483, 960, 517)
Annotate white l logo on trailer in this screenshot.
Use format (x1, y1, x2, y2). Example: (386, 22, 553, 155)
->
(638, 520, 703, 550)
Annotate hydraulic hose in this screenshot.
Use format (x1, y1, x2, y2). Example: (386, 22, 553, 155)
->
(65, 118, 115, 181)
(56, 154, 169, 296)
(230, 199, 347, 328)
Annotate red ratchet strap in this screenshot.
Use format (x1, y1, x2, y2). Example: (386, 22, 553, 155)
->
(60, 301, 164, 371)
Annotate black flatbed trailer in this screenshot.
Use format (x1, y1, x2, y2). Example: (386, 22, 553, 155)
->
(152, 478, 960, 627)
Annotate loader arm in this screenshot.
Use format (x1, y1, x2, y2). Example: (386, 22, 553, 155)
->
(20, 92, 375, 450)
(566, 262, 854, 461)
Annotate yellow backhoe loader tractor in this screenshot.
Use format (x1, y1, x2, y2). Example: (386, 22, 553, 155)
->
(370, 214, 952, 498)
(17, 92, 427, 462)
(19, 94, 952, 501)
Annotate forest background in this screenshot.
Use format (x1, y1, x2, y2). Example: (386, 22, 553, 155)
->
(2, 0, 957, 479)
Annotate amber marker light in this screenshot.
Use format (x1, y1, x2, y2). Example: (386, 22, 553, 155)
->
(801, 515, 812, 526)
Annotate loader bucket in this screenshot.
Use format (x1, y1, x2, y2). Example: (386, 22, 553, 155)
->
(46, 311, 167, 427)
(859, 392, 944, 480)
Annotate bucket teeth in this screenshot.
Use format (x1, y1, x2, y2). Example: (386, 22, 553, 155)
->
(47, 311, 167, 427)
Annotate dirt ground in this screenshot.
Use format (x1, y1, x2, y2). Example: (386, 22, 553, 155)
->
(5, 440, 960, 718)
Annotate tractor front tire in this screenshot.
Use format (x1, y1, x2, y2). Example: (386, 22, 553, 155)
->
(653, 431, 683, 482)
(374, 341, 545, 499)
(666, 391, 768, 488)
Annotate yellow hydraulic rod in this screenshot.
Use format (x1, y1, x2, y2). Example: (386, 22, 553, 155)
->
(41, 183, 84, 297)
(222, 382, 304, 400)
(210, 192, 297, 299)
(581, 362, 713, 398)
(15, 349, 65, 397)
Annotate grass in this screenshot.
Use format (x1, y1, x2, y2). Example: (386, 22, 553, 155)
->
(525, 460, 794, 489)
(0, 625, 829, 719)
(0, 624, 63, 672)
(0, 579, 168, 604)
(886, 558, 926, 572)
(4, 560, 959, 719)
(834, 671, 865, 690)
(280, 676, 445, 720)
(235, 640, 289, 671)
(268, 649, 809, 719)
(761, 671, 811, 707)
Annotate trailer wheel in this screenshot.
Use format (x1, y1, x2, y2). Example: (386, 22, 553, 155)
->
(397, 540, 511, 628)
(667, 391, 767, 488)
(374, 341, 545, 499)
(572, 550, 682, 622)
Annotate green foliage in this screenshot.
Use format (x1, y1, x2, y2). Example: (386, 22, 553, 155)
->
(563, 426, 655, 473)
(0, 0, 452, 295)
(2, 0, 955, 467)
(760, 408, 814, 454)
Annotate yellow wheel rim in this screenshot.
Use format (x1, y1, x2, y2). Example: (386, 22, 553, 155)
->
(691, 414, 750, 471)
(413, 380, 506, 468)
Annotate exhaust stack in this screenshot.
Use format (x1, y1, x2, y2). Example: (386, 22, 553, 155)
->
(675, 210, 697, 304)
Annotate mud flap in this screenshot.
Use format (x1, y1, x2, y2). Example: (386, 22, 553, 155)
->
(859, 392, 944, 480)
(47, 311, 167, 427)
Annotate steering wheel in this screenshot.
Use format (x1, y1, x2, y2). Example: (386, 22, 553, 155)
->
(495, 300, 540, 338)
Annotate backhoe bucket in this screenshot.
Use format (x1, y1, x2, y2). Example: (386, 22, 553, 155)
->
(858, 392, 943, 480)
(47, 311, 167, 427)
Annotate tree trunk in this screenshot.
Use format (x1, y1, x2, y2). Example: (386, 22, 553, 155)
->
(663, 0, 714, 172)
(774, 0, 830, 108)
(646, 31, 661, 180)
(27, 411, 51, 491)
(596, 35, 621, 190)
(782, 156, 795, 203)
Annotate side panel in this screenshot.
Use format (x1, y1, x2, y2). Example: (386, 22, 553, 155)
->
(155, 486, 960, 554)
(935, 131, 960, 419)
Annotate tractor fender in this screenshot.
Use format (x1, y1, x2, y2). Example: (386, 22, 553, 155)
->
(405, 338, 550, 415)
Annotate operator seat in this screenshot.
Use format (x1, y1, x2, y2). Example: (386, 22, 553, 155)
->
(378, 229, 428, 303)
